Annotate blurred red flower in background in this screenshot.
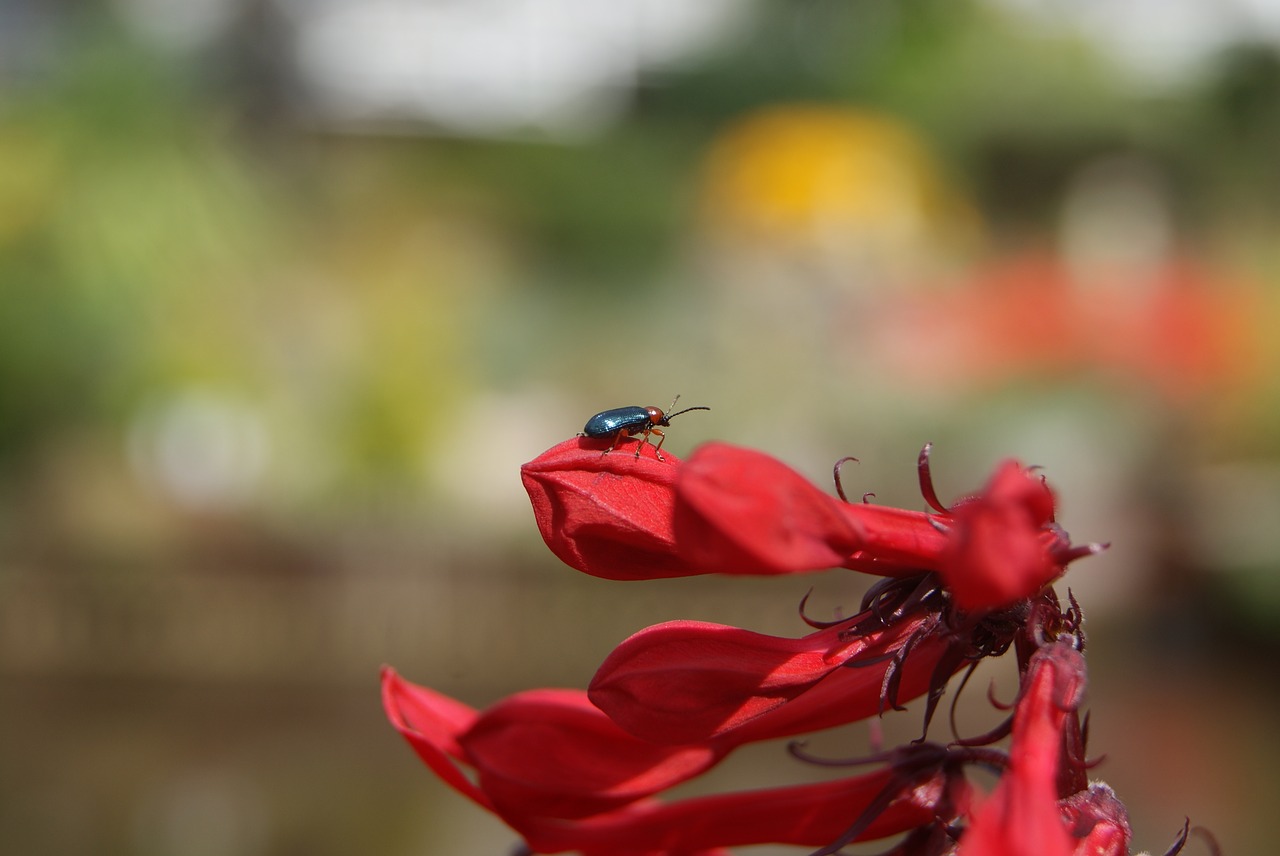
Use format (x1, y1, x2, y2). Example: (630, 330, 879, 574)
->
(870, 252, 1261, 404)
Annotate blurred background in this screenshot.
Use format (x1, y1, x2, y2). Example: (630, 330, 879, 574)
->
(2, 0, 1279, 853)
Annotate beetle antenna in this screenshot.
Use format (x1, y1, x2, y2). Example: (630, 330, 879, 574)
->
(666, 405, 711, 420)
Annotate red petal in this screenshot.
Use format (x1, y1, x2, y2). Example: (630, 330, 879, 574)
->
(521, 438, 695, 580)
(588, 614, 952, 745)
(941, 461, 1064, 610)
(384, 669, 727, 825)
(726, 615, 951, 743)
(841, 502, 950, 574)
(588, 620, 849, 744)
(518, 767, 942, 855)
(381, 667, 493, 810)
(673, 443, 866, 574)
(464, 688, 724, 820)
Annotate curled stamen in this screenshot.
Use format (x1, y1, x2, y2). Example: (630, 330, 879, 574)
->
(915, 639, 973, 742)
(843, 650, 901, 671)
(916, 443, 948, 513)
(798, 742, 1010, 856)
(798, 588, 848, 629)
(844, 574, 940, 638)
(862, 492, 876, 503)
(860, 576, 905, 613)
(880, 652, 912, 714)
(947, 661, 982, 741)
(950, 712, 1014, 748)
(886, 575, 943, 625)
(1161, 819, 1192, 856)
(832, 456, 859, 502)
(805, 777, 914, 856)
(987, 678, 1016, 711)
(1186, 826, 1223, 856)
(880, 623, 937, 715)
(787, 741, 900, 769)
(803, 743, 975, 856)
(1083, 751, 1108, 770)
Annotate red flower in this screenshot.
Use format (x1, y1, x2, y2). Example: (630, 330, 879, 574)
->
(381, 434, 1188, 855)
(958, 641, 1086, 856)
(938, 458, 1072, 611)
(951, 639, 1144, 856)
(383, 666, 941, 855)
(522, 439, 1096, 610)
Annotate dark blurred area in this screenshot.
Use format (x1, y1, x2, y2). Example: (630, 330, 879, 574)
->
(2, 0, 1279, 853)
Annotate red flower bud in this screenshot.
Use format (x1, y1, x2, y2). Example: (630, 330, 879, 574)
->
(588, 612, 950, 745)
(521, 438, 691, 580)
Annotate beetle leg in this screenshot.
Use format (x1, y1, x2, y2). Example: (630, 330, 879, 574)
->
(601, 430, 624, 457)
(649, 428, 667, 461)
(633, 426, 651, 458)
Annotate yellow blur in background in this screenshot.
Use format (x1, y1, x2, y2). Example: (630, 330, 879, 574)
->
(2, 1, 1279, 854)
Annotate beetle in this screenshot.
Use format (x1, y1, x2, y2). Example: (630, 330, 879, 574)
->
(582, 395, 710, 461)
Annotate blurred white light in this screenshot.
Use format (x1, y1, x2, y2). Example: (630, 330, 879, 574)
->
(1059, 155, 1173, 283)
(128, 389, 269, 511)
(112, 0, 242, 53)
(428, 387, 575, 526)
(988, 0, 1280, 84)
(281, 0, 741, 137)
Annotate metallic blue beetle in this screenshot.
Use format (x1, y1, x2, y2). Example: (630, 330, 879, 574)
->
(582, 395, 710, 461)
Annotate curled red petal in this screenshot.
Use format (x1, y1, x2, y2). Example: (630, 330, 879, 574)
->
(673, 443, 866, 574)
(521, 438, 696, 580)
(940, 461, 1066, 611)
